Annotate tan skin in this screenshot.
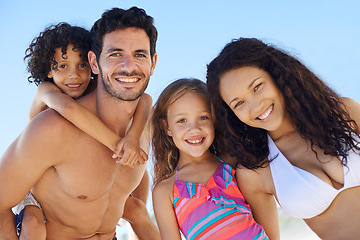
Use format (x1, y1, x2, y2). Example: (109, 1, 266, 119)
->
(153, 91, 263, 239)
(153, 92, 220, 239)
(220, 66, 360, 240)
(19, 44, 155, 239)
(0, 27, 158, 240)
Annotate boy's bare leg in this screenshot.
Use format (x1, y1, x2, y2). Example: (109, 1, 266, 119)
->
(122, 197, 160, 240)
(131, 170, 149, 203)
(19, 205, 46, 240)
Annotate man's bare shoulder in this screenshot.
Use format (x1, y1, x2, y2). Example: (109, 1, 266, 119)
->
(20, 109, 82, 161)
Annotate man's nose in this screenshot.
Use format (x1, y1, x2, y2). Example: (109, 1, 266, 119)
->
(121, 54, 136, 71)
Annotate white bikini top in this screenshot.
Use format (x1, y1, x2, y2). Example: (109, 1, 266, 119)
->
(268, 135, 360, 219)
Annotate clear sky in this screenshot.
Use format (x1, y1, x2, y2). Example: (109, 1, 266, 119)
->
(1, 0, 359, 154)
(0, 1, 358, 238)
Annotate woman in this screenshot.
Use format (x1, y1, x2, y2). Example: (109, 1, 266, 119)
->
(206, 37, 360, 239)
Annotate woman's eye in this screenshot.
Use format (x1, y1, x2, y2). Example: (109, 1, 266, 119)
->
(234, 101, 244, 109)
(254, 83, 262, 92)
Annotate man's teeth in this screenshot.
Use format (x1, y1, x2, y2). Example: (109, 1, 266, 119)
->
(258, 105, 273, 120)
(116, 78, 139, 83)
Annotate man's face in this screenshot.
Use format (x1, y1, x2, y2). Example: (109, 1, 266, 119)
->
(94, 27, 157, 101)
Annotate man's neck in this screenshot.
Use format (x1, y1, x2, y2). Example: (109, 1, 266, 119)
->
(94, 87, 139, 137)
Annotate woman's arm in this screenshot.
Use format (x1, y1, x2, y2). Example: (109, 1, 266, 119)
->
(236, 167, 280, 240)
(152, 180, 182, 240)
(341, 97, 360, 133)
(113, 93, 152, 165)
(31, 82, 121, 151)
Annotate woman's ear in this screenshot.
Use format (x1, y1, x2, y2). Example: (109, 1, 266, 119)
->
(161, 119, 172, 137)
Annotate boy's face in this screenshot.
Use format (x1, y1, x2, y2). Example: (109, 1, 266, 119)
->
(48, 44, 91, 99)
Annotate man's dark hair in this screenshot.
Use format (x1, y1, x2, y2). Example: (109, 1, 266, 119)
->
(91, 6, 157, 59)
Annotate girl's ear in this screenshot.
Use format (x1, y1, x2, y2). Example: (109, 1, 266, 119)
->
(161, 119, 172, 137)
(47, 71, 53, 79)
(88, 50, 99, 74)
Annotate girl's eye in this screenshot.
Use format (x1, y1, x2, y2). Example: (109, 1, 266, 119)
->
(177, 119, 186, 123)
(59, 64, 66, 69)
(254, 83, 262, 92)
(200, 116, 210, 121)
(79, 63, 88, 68)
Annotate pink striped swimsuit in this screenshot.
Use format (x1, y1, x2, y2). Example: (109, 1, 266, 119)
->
(173, 160, 269, 240)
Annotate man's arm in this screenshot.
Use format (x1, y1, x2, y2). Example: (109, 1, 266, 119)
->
(0, 111, 65, 239)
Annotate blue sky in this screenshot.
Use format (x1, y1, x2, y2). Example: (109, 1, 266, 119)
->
(0, 1, 358, 238)
(0, 1, 359, 160)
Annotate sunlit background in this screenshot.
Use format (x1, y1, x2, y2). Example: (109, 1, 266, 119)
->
(1, 1, 359, 239)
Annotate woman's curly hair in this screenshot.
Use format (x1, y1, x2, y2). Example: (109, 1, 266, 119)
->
(25, 22, 92, 85)
(152, 78, 226, 187)
(206, 37, 360, 169)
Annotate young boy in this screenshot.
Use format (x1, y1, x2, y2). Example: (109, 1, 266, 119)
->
(14, 22, 157, 240)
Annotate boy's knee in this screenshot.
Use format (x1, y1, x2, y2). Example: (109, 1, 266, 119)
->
(124, 197, 151, 223)
(20, 207, 46, 240)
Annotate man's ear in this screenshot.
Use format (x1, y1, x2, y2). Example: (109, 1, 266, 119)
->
(150, 53, 158, 76)
(161, 119, 172, 137)
(88, 51, 99, 74)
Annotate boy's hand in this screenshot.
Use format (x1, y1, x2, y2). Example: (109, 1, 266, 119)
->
(112, 135, 148, 167)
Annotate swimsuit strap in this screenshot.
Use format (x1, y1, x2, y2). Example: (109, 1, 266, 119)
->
(175, 166, 179, 180)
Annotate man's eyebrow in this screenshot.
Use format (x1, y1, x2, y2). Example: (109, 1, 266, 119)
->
(105, 48, 123, 54)
(135, 49, 150, 55)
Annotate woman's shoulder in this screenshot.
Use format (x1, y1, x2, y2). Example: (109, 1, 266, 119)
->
(236, 164, 274, 194)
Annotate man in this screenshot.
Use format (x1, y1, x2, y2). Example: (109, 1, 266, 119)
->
(0, 7, 158, 240)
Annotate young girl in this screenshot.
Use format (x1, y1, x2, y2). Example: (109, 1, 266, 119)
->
(14, 22, 157, 240)
(206, 37, 360, 239)
(151, 78, 270, 240)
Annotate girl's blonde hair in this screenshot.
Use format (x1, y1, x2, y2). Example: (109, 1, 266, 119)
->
(151, 78, 225, 187)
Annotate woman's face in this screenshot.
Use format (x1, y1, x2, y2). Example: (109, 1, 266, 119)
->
(219, 66, 290, 135)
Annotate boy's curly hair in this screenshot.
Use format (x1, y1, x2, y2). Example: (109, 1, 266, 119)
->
(25, 22, 92, 85)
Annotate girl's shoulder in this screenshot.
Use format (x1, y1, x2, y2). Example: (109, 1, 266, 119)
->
(153, 173, 176, 199)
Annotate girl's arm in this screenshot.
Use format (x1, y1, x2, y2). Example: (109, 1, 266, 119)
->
(152, 180, 182, 240)
(113, 93, 152, 166)
(236, 167, 280, 240)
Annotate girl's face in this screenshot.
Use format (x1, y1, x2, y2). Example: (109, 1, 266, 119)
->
(219, 66, 290, 136)
(48, 44, 91, 99)
(166, 91, 215, 160)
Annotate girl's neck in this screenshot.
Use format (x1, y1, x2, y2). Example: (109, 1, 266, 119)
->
(177, 150, 217, 169)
